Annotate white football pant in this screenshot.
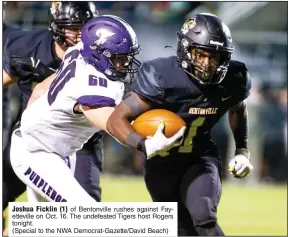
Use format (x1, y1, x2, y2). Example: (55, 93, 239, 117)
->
(10, 129, 96, 203)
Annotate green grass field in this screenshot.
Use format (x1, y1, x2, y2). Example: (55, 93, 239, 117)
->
(12, 174, 287, 236)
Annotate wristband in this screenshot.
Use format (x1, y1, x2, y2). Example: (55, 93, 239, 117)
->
(126, 131, 143, 149)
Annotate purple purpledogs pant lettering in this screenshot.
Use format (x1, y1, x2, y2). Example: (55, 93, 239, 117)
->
(23, 167, 67, 202)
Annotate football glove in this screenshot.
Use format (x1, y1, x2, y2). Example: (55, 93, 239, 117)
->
(228, 148, 253, 178)
(144, 121, 186, 159)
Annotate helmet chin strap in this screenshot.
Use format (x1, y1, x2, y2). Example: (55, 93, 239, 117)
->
(183, 68, 207, 85)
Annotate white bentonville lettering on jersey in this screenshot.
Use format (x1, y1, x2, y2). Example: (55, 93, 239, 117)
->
(189, 107, 218, 115)
(20, 42, 124, 157)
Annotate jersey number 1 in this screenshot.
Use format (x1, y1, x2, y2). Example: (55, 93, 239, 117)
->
(178, 117, 206, 153)
(158, 116, 206, 157)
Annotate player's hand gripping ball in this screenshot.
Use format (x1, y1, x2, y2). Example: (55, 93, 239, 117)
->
(132, 109, 186, 158)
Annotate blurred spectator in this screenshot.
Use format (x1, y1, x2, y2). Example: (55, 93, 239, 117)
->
(134, 2, 197, 24)
(259, 83, 287, 182)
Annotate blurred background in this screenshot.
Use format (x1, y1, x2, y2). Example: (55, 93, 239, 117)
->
(3, 2, 287, 235)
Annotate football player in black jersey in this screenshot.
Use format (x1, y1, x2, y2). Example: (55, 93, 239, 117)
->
(107, 13, 253, 236)
(3, 1, 23, 151)
(3, 23, 22, 151)
(3, 12, 23, 236)
(3, 0, 101, 215)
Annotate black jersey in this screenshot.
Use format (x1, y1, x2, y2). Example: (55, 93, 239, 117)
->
(132, 56, 251, 155)
(3, 23, 21, 46)
(3, 28, 62, 109)
(3, 24, 22, 131)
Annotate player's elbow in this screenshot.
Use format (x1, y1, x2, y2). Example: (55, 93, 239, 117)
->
(229, 100, 247, 114)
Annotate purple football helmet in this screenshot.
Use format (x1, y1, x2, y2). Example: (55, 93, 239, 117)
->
(80, 15, 141, 83)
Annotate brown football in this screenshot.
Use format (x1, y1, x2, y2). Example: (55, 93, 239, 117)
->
(132, 109, 186, 138)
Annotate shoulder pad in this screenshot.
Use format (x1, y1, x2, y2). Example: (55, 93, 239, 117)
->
(224, 60, 251, 101)
(226, 60, 250, 86)
(5, 28, 51, 57)
(131, 57, 169, 105)
(3, 24, 21, 46)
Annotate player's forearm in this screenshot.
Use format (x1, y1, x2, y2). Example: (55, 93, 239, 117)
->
(228, 101, 248, 150)
(106, 106, 144, 149)
(82, 106, 115, 132)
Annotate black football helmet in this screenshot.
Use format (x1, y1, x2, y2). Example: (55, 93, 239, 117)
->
(177, 13, 234, 85)
(49, 1, 98, 47)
